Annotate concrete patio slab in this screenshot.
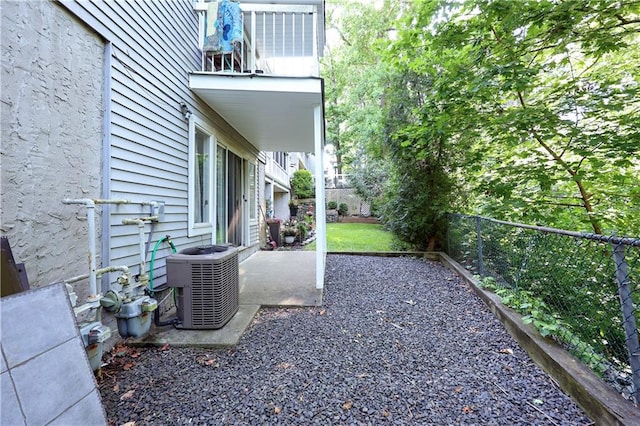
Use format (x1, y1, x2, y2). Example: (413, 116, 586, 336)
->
(239, 251, 323, 307)
(129, 250, 322, 348)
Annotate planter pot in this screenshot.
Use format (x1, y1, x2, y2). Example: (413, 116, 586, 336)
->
(267, 222, 281, 246)
(289, 206, 299, 218)
(284, 236, 295, 244)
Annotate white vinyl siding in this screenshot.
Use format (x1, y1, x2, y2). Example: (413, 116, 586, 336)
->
(58, 0, 263, 287)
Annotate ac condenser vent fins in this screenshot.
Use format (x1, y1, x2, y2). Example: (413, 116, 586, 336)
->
(166, 246, 239, 329)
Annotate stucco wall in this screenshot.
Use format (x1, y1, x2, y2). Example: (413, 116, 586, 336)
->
(1, 1, 104, 291)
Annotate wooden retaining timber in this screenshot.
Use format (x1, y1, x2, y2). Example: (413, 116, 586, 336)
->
(438, 252, 640, 426)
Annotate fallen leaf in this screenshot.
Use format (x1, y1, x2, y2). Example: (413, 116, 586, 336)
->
(454, 386, 463, 393)
(112, 383, 120, 393)
(319, 309, 326, 316)
(205, 359, 219, 367)
(404, 300, 417, 306)
(121, 422, 137, 426)
(498, 348, 514, 355)
(120, 390, 135, 400)
(462, 405, 473, 414)
(382, 409, 390, 417)
(123, 362, 135, 371)
(533, 399, 544, 405)
(159, 343, 170, 351)
(274, 406, 282, 414)
(342, 400, 352, 410)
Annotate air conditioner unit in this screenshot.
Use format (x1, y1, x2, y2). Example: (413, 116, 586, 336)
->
(166, 245, 239, 329)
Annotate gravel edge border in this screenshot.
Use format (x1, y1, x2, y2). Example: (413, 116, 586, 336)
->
(438, 251, 640, 425)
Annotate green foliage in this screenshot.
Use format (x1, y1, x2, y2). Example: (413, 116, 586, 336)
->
(327, 201, 338, 210)
(290, 170, 314, 199)
(477, 276, 608, 374)
(338, 203, 348, 216)
(324, 0, 639, 253)
(282, 224, 297, 237)
(296, 222, 309, 240)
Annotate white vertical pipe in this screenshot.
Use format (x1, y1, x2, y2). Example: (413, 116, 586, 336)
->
(86, 202, 98, 297)
(136, 221, 146, 276)
(63, 199, 99, 298)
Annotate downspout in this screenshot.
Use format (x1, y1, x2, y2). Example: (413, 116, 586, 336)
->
(62, 198, 100, 301)
(101, 41, 113, 295)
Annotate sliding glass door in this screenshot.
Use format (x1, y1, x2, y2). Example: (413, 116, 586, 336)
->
(216, 145, 244, 246)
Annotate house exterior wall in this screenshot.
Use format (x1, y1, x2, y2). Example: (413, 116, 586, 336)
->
(1, 0, 104, 296)
(57, 0, 261, 289)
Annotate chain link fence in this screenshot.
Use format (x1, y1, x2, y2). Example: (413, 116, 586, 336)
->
(446, 214, 640, 404)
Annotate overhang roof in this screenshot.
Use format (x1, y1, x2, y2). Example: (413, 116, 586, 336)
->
(189, 73, 324, 153)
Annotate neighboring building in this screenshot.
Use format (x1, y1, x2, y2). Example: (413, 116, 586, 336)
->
(1, 0, 326, 307)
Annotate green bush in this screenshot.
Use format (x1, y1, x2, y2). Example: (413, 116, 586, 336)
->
(291, 170, 314, 199)
(338, 203, 349, 216)
(327, 201, 338, 210)
(297, 222, 309, 239)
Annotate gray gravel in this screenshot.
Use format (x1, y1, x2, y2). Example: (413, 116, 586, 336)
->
(99, 255, 591, 425)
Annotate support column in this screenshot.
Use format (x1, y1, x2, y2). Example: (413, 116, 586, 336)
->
(314, 105, 326, 290)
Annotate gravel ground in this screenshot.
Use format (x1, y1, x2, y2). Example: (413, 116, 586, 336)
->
(99, 255, 591, 425)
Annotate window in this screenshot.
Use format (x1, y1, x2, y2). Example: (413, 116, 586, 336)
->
(188, 117, 215, 237)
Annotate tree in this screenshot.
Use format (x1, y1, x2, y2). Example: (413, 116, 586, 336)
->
(385, 0, 640, 235)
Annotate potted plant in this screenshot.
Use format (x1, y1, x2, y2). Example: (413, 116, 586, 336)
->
(266, 217, 282, 246)
(282, 224, 297, 244)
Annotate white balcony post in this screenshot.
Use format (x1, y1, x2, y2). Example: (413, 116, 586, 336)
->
(314, 105, 326, 290)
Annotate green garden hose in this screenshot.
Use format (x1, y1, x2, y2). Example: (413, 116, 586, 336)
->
(149, 235, 176, 296)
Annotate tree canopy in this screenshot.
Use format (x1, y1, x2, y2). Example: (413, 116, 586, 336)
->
(323, 0, 640, 247)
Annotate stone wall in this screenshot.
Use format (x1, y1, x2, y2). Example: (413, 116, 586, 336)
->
(1, 1, 104, 293)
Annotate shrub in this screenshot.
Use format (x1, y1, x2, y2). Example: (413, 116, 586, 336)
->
(327, 201, 338, 210)
(338, 203, 349, 216)
(290, 169, 314, 199)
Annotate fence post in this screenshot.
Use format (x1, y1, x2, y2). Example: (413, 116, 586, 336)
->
(475, 216, 485, 276)
(612, 243, 640, 404)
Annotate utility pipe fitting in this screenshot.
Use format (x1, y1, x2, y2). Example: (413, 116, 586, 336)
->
(122, 217, 158, 292)
(62, 198, 99, 300)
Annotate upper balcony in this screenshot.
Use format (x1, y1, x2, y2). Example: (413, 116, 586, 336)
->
(190, 1, 326, 154)
(194, 1, 325, 77)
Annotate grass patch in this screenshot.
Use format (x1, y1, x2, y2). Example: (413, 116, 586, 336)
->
(305, 222, 394, 252)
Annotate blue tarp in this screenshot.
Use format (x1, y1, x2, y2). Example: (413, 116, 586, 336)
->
(204, 0, 243, 54)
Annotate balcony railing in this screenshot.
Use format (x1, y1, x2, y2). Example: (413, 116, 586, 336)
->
(195, 2, 321, 76)
(265, 155, 290, 189)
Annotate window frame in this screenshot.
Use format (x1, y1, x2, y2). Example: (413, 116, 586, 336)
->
(188, 115, 216, 237)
